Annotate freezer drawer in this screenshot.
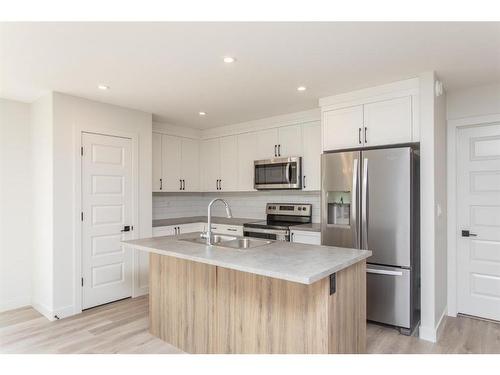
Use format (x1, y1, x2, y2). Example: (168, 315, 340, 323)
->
(366, 264, 411, 329)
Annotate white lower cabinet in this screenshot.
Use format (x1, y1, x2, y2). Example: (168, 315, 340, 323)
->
(153, 222, 244, 237)
(152, 222, 205, 237)
(290, 230, 321, 245)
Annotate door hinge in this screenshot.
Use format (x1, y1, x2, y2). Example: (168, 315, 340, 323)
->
(81, 277, 84, 287)
(81, 146, 83, 156)
(81, 212, 83, 221)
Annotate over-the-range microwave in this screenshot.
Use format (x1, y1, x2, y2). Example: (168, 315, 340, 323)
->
(254, 156, 302, 190)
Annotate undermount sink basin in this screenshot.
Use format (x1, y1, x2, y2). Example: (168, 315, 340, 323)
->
(180, 233, 272, 250)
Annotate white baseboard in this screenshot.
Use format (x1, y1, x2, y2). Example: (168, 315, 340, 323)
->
(53, 304, 76, 320)
(419, 306, 448, 343)
(31, 300, 56, 321)
(133, 287, 149, 298)
(0, 295, 31, 313)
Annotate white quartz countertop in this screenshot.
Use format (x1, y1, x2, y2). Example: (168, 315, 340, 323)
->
(122, 232, 371, 285)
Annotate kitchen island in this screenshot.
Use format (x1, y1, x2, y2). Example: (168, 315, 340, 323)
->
(122, 233, 371, 354)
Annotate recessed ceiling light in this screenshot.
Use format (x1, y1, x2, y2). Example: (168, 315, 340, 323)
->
(98, 84, 109, 90)
(297, 86, 307, 92)
(223, 56, 236, 63)
(199, 111, 207, 116)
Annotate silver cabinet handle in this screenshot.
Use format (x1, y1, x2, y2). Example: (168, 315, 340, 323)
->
(179, 179, 182, 190)
(303, 175, 306, 189)
(352, 158, 359, 249)
(182, 179, 185, 190)
(219, 179, 222, 190)
(274, 145, 277, 157)
(367, 268, 403, 276)
(362, 158, 369, 250)
(278, 144, 281, 156)
(358, 128, 362, 144)
(227, 228, 237, 232)
(160, 178, 163, 190)
(364, 127, 368, 144)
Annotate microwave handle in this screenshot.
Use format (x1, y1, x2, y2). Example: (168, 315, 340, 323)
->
(285, 162, 291, 183)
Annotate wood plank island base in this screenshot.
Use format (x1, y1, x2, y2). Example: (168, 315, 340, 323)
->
(123, 232, 371, 354)
(149, 254, 366, 354)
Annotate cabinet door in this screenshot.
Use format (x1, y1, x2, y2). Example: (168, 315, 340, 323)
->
(201, 138, 221, 192)
(181, 138, 200, 192)
(152, 132, 163, 192)
(301, 122, 321, 191)
(237, 132, 258, 191)
(322, 105, 363, 151)
(161, 135, 182, 191)
(219, 135, 238, 191)
(278, 125, 302, 157)
(363, 96, 412, 147)
(255, 128, 279, 159)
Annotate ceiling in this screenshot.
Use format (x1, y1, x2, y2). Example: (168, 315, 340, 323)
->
(1, 22, 499, 129)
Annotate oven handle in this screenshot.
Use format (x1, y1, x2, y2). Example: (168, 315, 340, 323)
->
(243, 227, 289, 236)
(285, 162, 291, 184)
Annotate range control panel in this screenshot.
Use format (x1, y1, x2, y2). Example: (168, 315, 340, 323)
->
(266, 203, 312, 216)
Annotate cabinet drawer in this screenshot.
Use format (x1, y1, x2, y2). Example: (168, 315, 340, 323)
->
(210, 224, 243, 236)
(291, 230, 321, 245)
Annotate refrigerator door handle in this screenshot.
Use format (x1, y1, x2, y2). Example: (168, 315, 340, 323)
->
(366, 268, 403, 276)
(352, 158, 359, 249)
(362, 157, 369, 249)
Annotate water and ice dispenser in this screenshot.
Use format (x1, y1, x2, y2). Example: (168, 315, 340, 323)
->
(326, 191, 351, 226)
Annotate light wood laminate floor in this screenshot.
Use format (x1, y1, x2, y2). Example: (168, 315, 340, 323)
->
(1, 296, 499, 354)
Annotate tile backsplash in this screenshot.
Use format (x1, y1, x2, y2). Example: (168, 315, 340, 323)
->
(153, 191, 321, 223)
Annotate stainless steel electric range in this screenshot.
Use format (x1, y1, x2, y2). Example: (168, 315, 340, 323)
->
(243, 203, 312, 241)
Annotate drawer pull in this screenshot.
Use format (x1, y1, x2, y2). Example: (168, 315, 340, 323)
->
(366, 268, 403, 276)
(227, 228, 237, 232)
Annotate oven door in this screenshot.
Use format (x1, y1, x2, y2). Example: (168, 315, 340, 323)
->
(254, 156, 302, 190)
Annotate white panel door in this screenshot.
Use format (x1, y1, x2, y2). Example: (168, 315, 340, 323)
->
(82, 133, 133, 309)
(181, 138, 200, 192)
(363, 96, 412, 147)
(278, 124, 302, 157)
(255, 128, 279, 159)
(237, 132, 258, 191)
(152, 132, 162, 192)
(220, 135, 238, 191)
(457, 123, 500, 321)
(162, 135, 182, 191)
(301, 122, 321, 191)
(201, 138, 221, 192)
(322, 105, 363, 151)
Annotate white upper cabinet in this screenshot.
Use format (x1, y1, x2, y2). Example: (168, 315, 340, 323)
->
(219, 135, 239, 191)
(237, 132, 258, 191)
(322, 105, 364, 151)
(201, 138, 221, 192)
(278, 124, 302, 157)
(181, 138, 200, 192)
(152, 133, 163, 192)
(152, 133, 200, 192)
(363, 96, 412, 147)
(320, 78, 419, 151)
(301, 122, 321, 191)
(255, 128, 279, 159)
(162, 135, 182, 191)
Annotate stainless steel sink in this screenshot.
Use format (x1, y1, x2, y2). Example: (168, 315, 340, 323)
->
(180, 234, 271, 250)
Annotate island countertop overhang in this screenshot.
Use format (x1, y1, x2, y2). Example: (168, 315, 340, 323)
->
(122, 232, 372, 285)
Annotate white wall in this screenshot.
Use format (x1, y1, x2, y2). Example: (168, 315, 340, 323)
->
(447, 83, 500, 120)
(30, 94, 55, 317)
(153, 191, 321, 223)
(0, 99, 33, 312)
(51, 93, 152, 316)
(434, 85, 447, 328)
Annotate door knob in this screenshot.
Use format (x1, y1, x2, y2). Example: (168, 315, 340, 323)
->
(461, 230, 477, 237)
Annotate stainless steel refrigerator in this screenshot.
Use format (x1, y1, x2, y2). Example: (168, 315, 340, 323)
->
(321, 146, 420, 335)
